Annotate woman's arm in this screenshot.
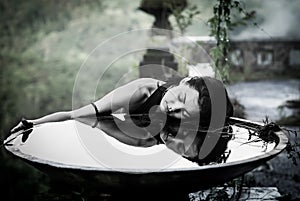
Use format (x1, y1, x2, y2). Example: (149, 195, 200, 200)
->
(10, 111, 73, 134)
(95, 118, 158, 147)
(89, 78, 158, 114)
(71, 78, 158, 119)
(29, 111, 72, 125)
(11, 78, 158, 132)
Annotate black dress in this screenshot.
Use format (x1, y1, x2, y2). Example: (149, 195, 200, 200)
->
(129, 77, 182, 115)
(128, 77, 183, 144)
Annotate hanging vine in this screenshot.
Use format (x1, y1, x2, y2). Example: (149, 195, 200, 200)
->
(208, 0, 255, 82)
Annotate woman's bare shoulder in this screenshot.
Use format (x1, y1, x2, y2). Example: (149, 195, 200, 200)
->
(121, 78, 165, 99)
(128, 78, 165, 87)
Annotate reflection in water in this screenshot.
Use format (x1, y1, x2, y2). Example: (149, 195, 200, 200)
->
(226, 125, 276, 163)
(77, 114, 234, 165)
(5, 115, 277, 170)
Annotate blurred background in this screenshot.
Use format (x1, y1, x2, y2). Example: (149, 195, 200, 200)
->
(1, 0, 299, 200)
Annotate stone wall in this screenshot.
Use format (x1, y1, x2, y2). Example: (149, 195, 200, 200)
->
(140, 38, 300, 78)
(229, 39, 300, 73)
(172, 37, 300, 74)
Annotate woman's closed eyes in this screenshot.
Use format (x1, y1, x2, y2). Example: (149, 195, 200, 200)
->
(167, 108, 190, 118)
(160, 82, 200, 119)
(178, 92, 186, 103)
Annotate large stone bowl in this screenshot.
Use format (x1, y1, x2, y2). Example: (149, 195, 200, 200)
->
(4, 117, 288, 200)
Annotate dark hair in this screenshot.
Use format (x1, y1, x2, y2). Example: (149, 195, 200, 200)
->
(184, 125, 233, 165)
(186, 76, 233, 127)
(163, 76, 234, 165)
(133, 76, 234, 165)
(161, 117, 233, 165)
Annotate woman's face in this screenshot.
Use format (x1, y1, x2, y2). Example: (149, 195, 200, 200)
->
(159, 82, 200, 119)
(160, 130, 199, 158)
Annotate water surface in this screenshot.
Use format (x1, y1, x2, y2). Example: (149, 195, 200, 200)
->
(7, 120, 277, 171)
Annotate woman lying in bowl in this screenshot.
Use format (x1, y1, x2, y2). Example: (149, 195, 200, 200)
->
(10, 76, 233, 165)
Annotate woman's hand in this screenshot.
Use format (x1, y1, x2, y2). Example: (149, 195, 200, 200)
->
(5, 119, 33, 144)
(10, 118, 33, 134)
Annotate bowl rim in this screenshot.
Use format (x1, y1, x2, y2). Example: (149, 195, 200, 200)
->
(5, 117, 289, 174)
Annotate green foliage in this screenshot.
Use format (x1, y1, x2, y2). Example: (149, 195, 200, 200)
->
(207, 0, 255, 82)
(190, 177, 245, 201)
(283, 128, 300, 166)
(0, 0, 103, 53)
(0, 1, 104, 200)
(0, 0, 104, 142)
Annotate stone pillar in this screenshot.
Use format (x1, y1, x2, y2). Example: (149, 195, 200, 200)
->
(139, 47, 178, 81)
(138, 0, 187, 80)
(138, 0, 187, 33)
